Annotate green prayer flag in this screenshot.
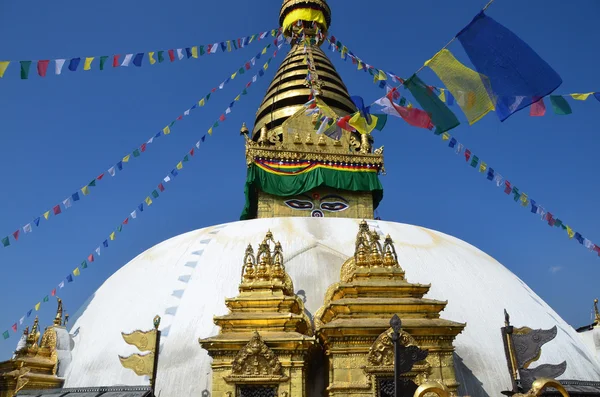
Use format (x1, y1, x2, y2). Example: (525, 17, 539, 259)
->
(81, 260, 87, 269)
(117, 225, 123, 232)
(133, 149, 140, 157)
(206, 93, 211, 101)
(554, 219, 563, 228)
(239, 67, 245, 75)
(232, 40, 238, 50)
(100, 56, 109, 70)
(1, 237, 9, 247)
(213, 121, 219, 129)
(158, 51, 165, 63)
(368, 68, 374, 76)
(399, 98, 407, 107)
(20, 60, 32, 80)
(199, 46, 205, 56)
(2, 331, 8, 340)
(183, 155, 189, 162)
(560, 224, 567, 230)
(512, 187, 520, 202)
(242, 88, 248, 95)
(88, 179, 96, 187)
(43, 295, 49, 302)
(152, 190, 159, 199)
(169, 121, 175, 128)
(405, 74, 460, 135)
(374, 114, 388, 131)
(470, 156, 479, 168)
(549, 95, 572, 115)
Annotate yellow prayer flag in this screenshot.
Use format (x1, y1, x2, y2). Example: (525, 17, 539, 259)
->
(122, 155, 131, 163)
(227, 41, 232, 52)
(149, 52, 156, 65)
(566, 226, 575, 239)
(163, 126, 171, 135)
(231, 72, 237, 80)
(235, 95, 241, 101)
(81, 186, 90, 196)
(35, 302, 41, 311)
(570, 93, 593, 101)
(358, 61, 363, 71)
(262, 47, 267, 55)
(479, 162, 487, 173)
(43, 211, 50, 220)
(83, 57, 94, 71)
(176, 162, 183, 170)
(191, 46, 198, 58)
(0, 61, 10, 78)
(442, 132, 450, 141)
(439, 89, 446, 103)
(73, 267, 80, 276)
(199, 98, 205, 107)
(374, 69, 387, 83)
(263, 63, 269, 71)
(348, 113, 378, 135)
(208, 127, 213, 135)
(110, 232, 116, 241)
(425, 49, 495, 125)
(520, 193, 529, 207)
(145, 197, 153, 206)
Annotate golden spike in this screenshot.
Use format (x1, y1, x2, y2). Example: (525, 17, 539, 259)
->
(26, 317, 40, 348)
(240, 122, 249, 137)
(53, 297, 63, 326)
(242, 244, 256, 282)
(119, 353, 155, 377)
(121, 329, 157, 353)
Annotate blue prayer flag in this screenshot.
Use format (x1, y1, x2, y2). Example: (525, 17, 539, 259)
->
(457, 11, 562, 121)
(68, 58, 81, 71)
(258, 69, 264, 77)
(138, 204, 144, 212)
(594, 93, 600, 103)
(449, 138, 457, 148)
(446, 91, 455, 106)
(191, 104, 197, 110)
(351, 96, 372, 123)
(103, 240, 108, 248)
(154, 132, 161, 138)
(530, 199, 538, 214)
(220, 42, 227, 52)
(133, 53, 144, 67)
(171, 169, 179, 177)
(575, 233, 584, 245)
(378, 81, 386, 89)
(201, 135, 206, 142)
(116, 161, 123, 171)
(27, 310, 32, 318)
(224, 77, 231, 84)
(33, 217, 40, 227)
(256, 52, 261, 60)
(67, 274, 73, 283)
(185, 48, 192, 58)
(487, 168, 495, 181)
(72, 192, 80, 202)
(230, 101, 235, 108)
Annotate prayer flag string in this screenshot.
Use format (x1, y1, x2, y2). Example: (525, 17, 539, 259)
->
(0, 29, 281, 80)
(0, 38, 284, 342)
(0, 42, 277, 249)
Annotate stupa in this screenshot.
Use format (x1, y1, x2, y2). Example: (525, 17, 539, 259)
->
(1, 1, 600, 397)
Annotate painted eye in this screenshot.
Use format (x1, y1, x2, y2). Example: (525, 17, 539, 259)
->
(320, 202, 349, 212)
(284, 200, 314, 210)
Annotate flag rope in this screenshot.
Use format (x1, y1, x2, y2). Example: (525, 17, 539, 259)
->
(0, 38, 284, 342)
(0, 41, 278, 250)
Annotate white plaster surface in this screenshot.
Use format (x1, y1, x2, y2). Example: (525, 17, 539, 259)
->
(62, 218, 600, 396)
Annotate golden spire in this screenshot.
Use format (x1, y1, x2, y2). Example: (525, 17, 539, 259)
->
(53, 297, 63, 326)
(594, 298, 600, 326)
(26, 317, 40, 348)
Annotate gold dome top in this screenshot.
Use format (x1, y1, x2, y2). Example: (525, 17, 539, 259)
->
(280, 0, 331, 33)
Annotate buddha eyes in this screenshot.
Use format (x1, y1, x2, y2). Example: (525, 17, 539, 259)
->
(284, 200, 314, 210)
(320, 202, 349, 212)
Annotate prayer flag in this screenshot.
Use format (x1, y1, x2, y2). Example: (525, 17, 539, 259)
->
(80, 260, 88, 269)
(550, 96, 572, 115)
(68, 58, 81, 71)
(67, 274, 73, 283)
(43, 296, 49, 303)
(171, 169, 178, 177)
(191, 46, 198, 58)
(103, 240, 109, 247)
(530, 199, 538, 214)
(110, 232, 116, 240)
(575, 233, 584, 245)
(53, 205, 61, 215)
(131, 211, 137, 219)
(158, 183, 165, 192)
(530, 97, 546, 116)
(487, 167, 495, 181)
(55, 59, 66, 74)
(43, 211, 50, 220)
(83, 57, 94, 70)
(449, 137, 457, 148)
(117, 161, 123, 171)
(456, 11, 562, 121)
(168, 49, 175, 62)
(211, 42, 219, 53)
(377, 95, 433, 130)
(37, 60, 50, 77)
(425, 49, 495, 125)
(185, 48, 192, 58)
(520, 193, 529, 207)
(95, 247, 101, 256)
(594, 93, 600, 102)
(177, 49, 184, 60)
(570, 93, 593, 100)
(81, 186, 90, 196)
(374, 114, 388, 131)
(348, 113, 378, 135)
(12, 230, 19, 241)
(140, 143, 147, 152)
(88, 179, 96, 187)
(504, 181, 512, 195)
(157, 51, 164, 63)
(108, 166, 116, 177)
(88, 253, 94, 262)
(199, 98, 205, 107)
(479, 162, 487, 173)
(62, 197, 72, 209)
(112, 55, 120, 67)
(133, 53, 144, 67)
(34, 217, 40, 226)
(566, 226, 575, 239)
(35, 302, 41, 311)
(11, 324, 17, 333)
(470, 156, 479, 168)
(100, 55, 109, 70)
(512, 187, 520, 202)
(121, 54, 133, 67)
(0, 61, 9, 78)
(20, 61, 32, 79)
(1, 237, 9, 247)
(465, 149, 472, 162)
(145, 197, 153, 206)
(133, 149, 140, 158)
(405, 74, 459, 134)
(73, 267, 80, 276)
(27, 310, 32, 317)
(2, 331, 8, 340)
(123, 155, 130, 163)
(23, 223, 32, 234)
(176, 162, 183, 170)
(183, 155, 189, 162)
(19, 317, 24, 325)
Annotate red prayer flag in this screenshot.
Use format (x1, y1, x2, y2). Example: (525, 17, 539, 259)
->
(53, 205, 61, 215)
(12, 230, 19, 241)
(246, 81, 252, 88)
(97, 173, 105, 181)
(168, 50, 175, 62)
(51, 289, 56, 296)
(123, 218, 129, 225)
(219, 114, 226, 122)
(140, 143, 147, 152)
(245, 62, 251, 70)
(504, 181, 512, 195)
(594, 245, 600, 256)
(177, 115, 183, 121)
(384, 94, 433, 130)
(237, 38, 242, 48)
(88, 254, 94, 262)
(189, 148, 194, 157)
(11, 323, 17, 332)
(37, 60, 50, 77)
(465, 149, 472, 162)
(207, 44, 213, 53)
(158, 183, 165, 192)
(113, 55, 120, 67)
(337, 115, 355, 132)
(211, 88, 217, 93)
(530, 97, 546, 117)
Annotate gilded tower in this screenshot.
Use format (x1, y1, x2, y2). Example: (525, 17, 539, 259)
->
(241, 0, 384, 221)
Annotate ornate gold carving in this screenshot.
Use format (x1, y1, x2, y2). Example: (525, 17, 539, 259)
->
(414, 381, 450, 397)
(231, 332, 282, 377)
(121, 329, 157, 352)
(26, 317, 40, 349)
(367, 328, 417, 367)
(514, 378, 570, 397)
(118, 353, 155, 377)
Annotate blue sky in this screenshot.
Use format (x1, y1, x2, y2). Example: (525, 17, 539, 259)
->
(0, 0, 598, 358)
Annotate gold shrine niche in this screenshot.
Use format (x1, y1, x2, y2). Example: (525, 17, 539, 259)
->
(0, 299, 67, 397)
(314, 221, 466, 397)
(199, 231, 316, 397)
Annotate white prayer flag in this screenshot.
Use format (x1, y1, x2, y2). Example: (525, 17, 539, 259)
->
(121, 54, 133, 67)
(251, 57, 256, 66)
(108, 167, 116, 177)
(316, 117, 330, 135)
(19, 317, 24, 325)
(164, 176, 171, 183)
(225, 107, 231, 114)
(455, 143, 464, 155)
(195, 141, 201, 149)
(95, 247, 101, 256)
(23, 223, 32, 234)
(147, 137, 154, 144)
(55, 59, 66, 75)
(177, 49, 184, 60)
(59, 281, 65, 289)
(584, 239, 594, 250)
(210, 43, 219, 53)
(259, 31, 268, 39)
(495, 174, 503, 187)
(252, 75, 257, 83)
(184, 110, 190, 116)
(130, 211, 137, 219)
(63, 197, 72, 208)
(219, 82, 225, 89)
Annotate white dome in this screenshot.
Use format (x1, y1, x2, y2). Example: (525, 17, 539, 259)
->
(62, 218, 600, 396)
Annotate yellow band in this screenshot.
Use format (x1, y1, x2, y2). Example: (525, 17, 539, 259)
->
(282, 9, 327, 32)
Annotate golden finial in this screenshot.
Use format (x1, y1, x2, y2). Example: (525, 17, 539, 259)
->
(272, 242, 285, 281)
(370, 233, 383, 267)
(243, 244, 256, 282)
(153, 315, 161, 330)
(22, 326, 29, 336)
(383, 235, 399, 268)
(240, 122, 249, 137)
(594, 299, 600, 326)
(53, 297, 63, 326)
(26, 317, 40, 348)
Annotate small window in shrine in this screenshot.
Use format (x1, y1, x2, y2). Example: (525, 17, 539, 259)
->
(238, 385, 277, 397)
(377, 377, 417, 397)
